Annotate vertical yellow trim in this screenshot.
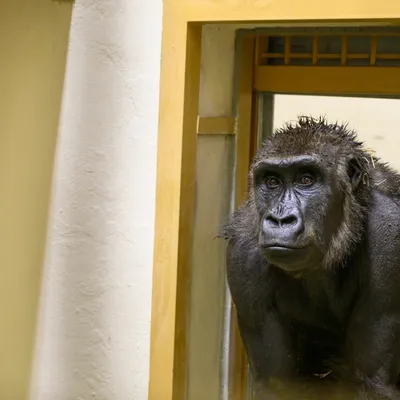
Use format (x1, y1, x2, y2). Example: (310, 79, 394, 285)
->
(234, 38, 256, 207)
(341, 35, 348, 65)
(229, 36, 256, 400)
(370, 36, 378, 65)
(148, 7, 202, 399)
(284, 36, 291, 65)
(312, 35, 319, 65)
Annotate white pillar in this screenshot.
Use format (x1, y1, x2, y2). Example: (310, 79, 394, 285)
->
(30, 0, 162, 398)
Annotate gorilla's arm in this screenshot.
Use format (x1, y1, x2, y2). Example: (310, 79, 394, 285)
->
(346, 191, 400, 400)
(347, 301, 400, 400)
(226, 241, 297, 381)
(236, 309, 296, 381)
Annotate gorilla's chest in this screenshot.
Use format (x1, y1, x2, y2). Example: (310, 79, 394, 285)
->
(272, 270, 355, 342)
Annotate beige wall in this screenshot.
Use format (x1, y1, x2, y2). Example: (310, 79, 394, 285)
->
(0, 1, 72, 398)
(274, 95, 400, 171)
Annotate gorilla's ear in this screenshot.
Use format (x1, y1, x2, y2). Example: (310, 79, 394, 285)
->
(347, 156, 363, 190)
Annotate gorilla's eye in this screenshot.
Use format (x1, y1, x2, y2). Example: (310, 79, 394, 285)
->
(265, 177, 281, 189)
(298, 174, 314, 187)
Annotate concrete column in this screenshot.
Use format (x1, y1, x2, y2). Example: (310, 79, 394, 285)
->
(30, 0, 162, 398)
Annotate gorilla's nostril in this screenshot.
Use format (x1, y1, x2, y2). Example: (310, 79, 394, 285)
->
(265, 214, 298, 227)
(281, 215, 297, 225)
(266, 215, 280, 227)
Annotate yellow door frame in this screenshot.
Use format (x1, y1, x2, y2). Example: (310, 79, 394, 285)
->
(149, 2, 400, 400)
(228, 36, 257, 400)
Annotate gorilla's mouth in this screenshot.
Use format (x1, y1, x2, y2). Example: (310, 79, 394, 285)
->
(261, 244, 308, 251)
(260, 244, 314, 272)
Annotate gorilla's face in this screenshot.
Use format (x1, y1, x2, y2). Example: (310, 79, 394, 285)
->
(252, 154, 346, 274)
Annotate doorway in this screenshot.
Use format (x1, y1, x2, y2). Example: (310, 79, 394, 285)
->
(228, 27, 400, 399)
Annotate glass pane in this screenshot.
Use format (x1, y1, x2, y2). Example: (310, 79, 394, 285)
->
(347, 36, 371, 54)
(290, 35, 313, 54)
(270, 95, 400, 172)
(247, 93, 400, 399)
(318, 35, 342, 54)
(377, 35, 400, 54)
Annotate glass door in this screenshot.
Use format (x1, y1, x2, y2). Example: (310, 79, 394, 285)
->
(245, 92, 400, 400)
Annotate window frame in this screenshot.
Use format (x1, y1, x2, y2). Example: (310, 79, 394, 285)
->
(148, 2, 400, 400)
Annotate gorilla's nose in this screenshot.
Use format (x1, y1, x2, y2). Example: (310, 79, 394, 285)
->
(265, 213, 298, 227)
(261, 208, 304, 243)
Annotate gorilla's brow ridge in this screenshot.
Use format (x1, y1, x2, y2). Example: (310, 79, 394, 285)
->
(254, 155, 321, 170)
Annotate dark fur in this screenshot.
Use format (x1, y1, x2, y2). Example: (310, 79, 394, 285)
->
(219, 116, 400, 399)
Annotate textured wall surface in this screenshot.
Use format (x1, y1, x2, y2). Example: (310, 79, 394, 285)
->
(30, 1, 162, 399)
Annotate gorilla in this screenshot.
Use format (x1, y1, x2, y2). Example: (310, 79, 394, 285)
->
(219, 116, 400, 400)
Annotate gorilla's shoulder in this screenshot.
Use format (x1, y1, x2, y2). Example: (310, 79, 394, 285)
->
(369, 162, 400, 200)
(368, 189, 400, 245)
